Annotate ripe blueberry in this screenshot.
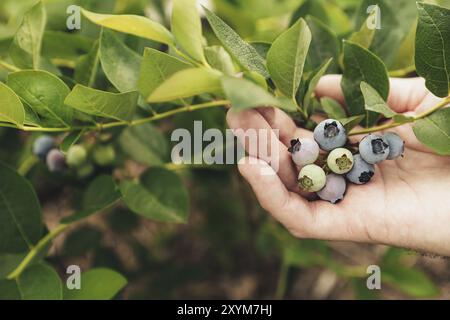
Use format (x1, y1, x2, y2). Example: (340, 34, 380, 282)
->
(67, 145, 88, 168)
(93, 145, 116, 166)
(317, 174, 347, 204)
(327, 148, 354, 174)
(46, 149, 67, 172)
(359, 134, 390, 164)
(313, 119, 347, 151)
(346, 154, 375, 185)
(288, 138, 320, 167)
(384, 132, 405, 160)
(298, 164, 326, 192)
(33, 135, 55, 160)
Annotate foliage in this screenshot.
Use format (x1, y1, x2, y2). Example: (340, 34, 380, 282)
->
(0, 0, 449, 300)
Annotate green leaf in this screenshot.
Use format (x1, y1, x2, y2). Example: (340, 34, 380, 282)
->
(321, 97, 346, 119)
(74, 41, 100, 87)
(339, 115, 365, 132)
(0, 82, 25, 127)
(0, 280, 21, 300)
(303, 58, 332, 113)
(204, 46, 237, 75)
(18, 263, 62, 300)
(81, 8, 174, 46)
(42, 31, 93, 60)
(355, 0, 417, 68)
(172, 0, 206, 64)
(100, 29, 141, 93)
(7, 70, 72, 126)
(148, 68, 222, 103)
(341, 41, 389, 124)
(415, 3, 450, 97)
(390, 20, 417, 74)
(267, 18, 311, 99)
(62, 175, 121, 223)
(203, 7, 269, 78)
(305, 16, 339, 73)
(120, 168, 189, 223)
(413, 108, 450, 155)
(0, 162, 42, 253)
(0, 253, 26, 279)
(119, 123, 169, 166)
(138, 48, 191, 99)
(383, 266, 439, 298)
(222, 76, 293, 112)
(360, 82, 396, 118)
(65, 85, 138, 122)
(60, 130, 86, 154)
(9, 1, 46, 69)
(64, 268, 126, 300)
(348, 10, 376, 49)
(291, 0, 352, 36)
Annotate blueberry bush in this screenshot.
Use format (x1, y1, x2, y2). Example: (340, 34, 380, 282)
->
(0, 0, 449, 300)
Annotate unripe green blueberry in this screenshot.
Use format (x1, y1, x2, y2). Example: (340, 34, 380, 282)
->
(66, 145, 87, 168)
(298, 164, 326, 192)
(327, 148, 354, 174)
(93, 145, 116, 167)
(77, 162, 94, 178)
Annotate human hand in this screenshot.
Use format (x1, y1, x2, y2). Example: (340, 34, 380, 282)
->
(227, 75, 450, 257)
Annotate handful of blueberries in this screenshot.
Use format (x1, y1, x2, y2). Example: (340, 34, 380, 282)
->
(288, 119, 405, 204)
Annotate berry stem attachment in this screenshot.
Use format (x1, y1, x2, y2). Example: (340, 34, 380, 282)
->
(349, 96, 450, 136)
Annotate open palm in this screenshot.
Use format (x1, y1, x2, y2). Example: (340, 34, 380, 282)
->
(227, 76, 450, 257)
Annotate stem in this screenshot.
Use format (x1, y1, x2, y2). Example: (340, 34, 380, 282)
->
(18, 155, 39, 176)
(7, 224, 69, 280)
(3, 100, 230, 133)
(275, 261, 289, 300)
(349, 96, 450, 136)
(171, 46, 202, 67)
(0, 60, 20, 72)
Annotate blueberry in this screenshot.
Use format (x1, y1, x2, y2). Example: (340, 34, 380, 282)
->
(46, 149, 67, 172)
(288, 138, 320, 167)
(327, 148, 354, 174)
(313, 119, 347, 151)
(317, 174, 347, 204)
(346, 154, 375, 185)
(67, 145, 88, 168)
(359, 134, 390, 164)
(93, 145, 116, 167)
(33, 135, 55, 160)
(298, 164, 326, 192)
(384, 132, 405, 160)
(77, 162, 94, 178)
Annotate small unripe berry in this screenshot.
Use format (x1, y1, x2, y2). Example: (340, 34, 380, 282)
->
(33, 135, 55, 160)
(66, 145, 87, 168)
(93, 145, 116, 167)
(298, 164, 326, 192)
(77, 162, 94, 178)
(327, 148, 354, 174)
(46, 149, 66, 172)
(317, 174, 347, 204)
(288, 138, 320, 167)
